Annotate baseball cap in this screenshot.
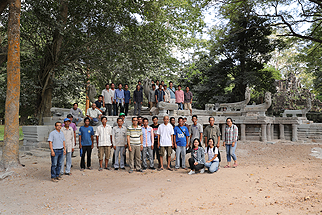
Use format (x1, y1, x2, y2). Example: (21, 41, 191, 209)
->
(64, 118, 71, 122)
(183, 116, 187, 119)
(119, 113, 125, 116)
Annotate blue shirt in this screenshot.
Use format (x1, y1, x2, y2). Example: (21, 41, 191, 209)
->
(114, 89, 124, 103)
(169, 87, 176, 99)
(48, 130, 65, 149)
(174, 125, 189, 147)
(124, 90, 131, 103)
(155, 89, 165, 102)
(79, 126, 94, 146)
(142, 126, 153, 147)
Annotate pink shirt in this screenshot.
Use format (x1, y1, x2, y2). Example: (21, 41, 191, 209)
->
(175, 90, 184, 103)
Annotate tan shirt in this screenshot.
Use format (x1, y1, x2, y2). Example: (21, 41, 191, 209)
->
(61, 126, 74, 152)
(203, 125, 221, 145)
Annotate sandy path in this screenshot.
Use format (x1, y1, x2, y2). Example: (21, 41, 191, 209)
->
(0, 141, 321, 214)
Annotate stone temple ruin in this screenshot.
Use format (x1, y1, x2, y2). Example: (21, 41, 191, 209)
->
(21, 82, 322, 151)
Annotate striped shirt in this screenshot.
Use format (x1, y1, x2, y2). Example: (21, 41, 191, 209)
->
(142, 126, 154, 147)
(127, 125, 142, 145)
(223, 124, 238, 144)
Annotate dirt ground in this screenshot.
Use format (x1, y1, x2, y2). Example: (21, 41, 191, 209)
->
(0, 140, 322, 215)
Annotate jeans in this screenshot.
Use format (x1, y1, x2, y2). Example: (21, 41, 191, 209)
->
(114, 146, 125, 168)
(226, 142, 237, 162)
(124, 103, 129, 116)
(60, 151, 72, 174)
(106, 104, 112, 116)
(51, 149, 64, 178)
(175, 146, 186, 169)
(113, 103, 117, 116)
(72, 117, 83, 126)
(142, 146, 154, 168)
(80, 146, 92, 169)
(177, 103, 183, 110)
(204, 160, 219, 173)
(188, 157, 204, 171)
(134, 102, 142, 115)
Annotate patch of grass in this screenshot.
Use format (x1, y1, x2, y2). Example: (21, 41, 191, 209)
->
(0, 125, 24, 141)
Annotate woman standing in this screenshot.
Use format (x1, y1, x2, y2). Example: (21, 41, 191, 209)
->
(223, 117, 238, 168)
(204, 138, 219, 173)
(188, 138, 205, 175)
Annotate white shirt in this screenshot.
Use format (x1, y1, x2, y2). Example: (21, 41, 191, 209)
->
(61, 126, 74, 153)
(102, 89, 113, 104)
(87, 108, 101, 118)
(206, 147, 219, 162)
(157, 123, 174, 147)
(96, 124, 113, 146)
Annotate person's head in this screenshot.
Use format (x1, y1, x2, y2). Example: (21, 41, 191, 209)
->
(208, 138, 214, 147)
(132, 117, 138, 126)
(183, 116, 187, 123)
(105, 83, 109, 90)
(163, 115, 169, 125)
(55, 122, 62, 130)
(178, 117, 184, 126)
(124, 84, 129, 90)
(143, 118, 149, 127)
(92, 103, 96, 109)
(152, 84, 156, 90)
(226, 117, 233, 127)
(152, 116, 158, 124)
(193, 138, 202, 149)
(209, 116, 215, 126)
(64, 118, 71, 127)
(84, 117, 90, 126)
(178, 85, 182, 90)
(98, 95, 103, 102)
(161, 80, 164, 85)
(170, 117, 175, 125)
(163, 84, 167, 90)
(119, 112, 125, 120)
(169, 81, 173, 87)
(73, 103, 78, 109)
(136, 84, 140, 91)
(151, 80, 155, 84)
(101, 116, 107, 124)
(117, 117, 123, 126)
(118, 83, 122, 89)
(156, 80, 159, 84)
(159, 84, 163, 89)
(138, 80, 142, 85)
(137, 116, 143, 125)
(192, 115, 198, 124)
(67, 114, 73, 121)
(186, 86, 189, 92)
(111, 83, 115, 89)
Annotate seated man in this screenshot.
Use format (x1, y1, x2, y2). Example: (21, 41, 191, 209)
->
(69, 103, 84, 126)
(86, 103, 102, 126)
(95, 95, 106, 114)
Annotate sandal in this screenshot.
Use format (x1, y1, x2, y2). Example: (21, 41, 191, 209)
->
(167, 167, 173, 171)
(98, 168, 103, 171)
(87, 167, 93, 170)
(224, 165, 230, 168)
(157, 168, 164, 171)
(233, 163, 238, 168)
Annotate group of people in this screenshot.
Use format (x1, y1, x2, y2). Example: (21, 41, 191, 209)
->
(48, 113, 238, 182)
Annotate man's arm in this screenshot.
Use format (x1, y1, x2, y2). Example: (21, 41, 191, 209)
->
(217, 135, 220, 148)
(186, 136, 189, 148)
(49, 141, 55, 156)
(96, 135, 99, 148)
(171, 134, 174, 148)
(74, 131, 76, 146)
(63, 141, 66, 155)
(173, 135, 177, 148)
(79, 135, 82, 148)
(127, 135, 131, 151)
(158, 134, 160, 148)
(140, 134, 143, 151)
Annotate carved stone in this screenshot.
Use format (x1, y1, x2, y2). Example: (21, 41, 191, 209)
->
(220, 87, 250, 111)
(143, 77, 152, 101)
(87, 84, 97, 103)
(282, 98, 311, 117)
(244, 92, 272, 116)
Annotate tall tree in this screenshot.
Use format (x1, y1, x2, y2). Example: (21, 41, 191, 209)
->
(1, 0, 21, 169)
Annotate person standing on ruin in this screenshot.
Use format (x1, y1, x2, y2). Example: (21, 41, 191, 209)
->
(133, 85, 143, 115)
(175, 85, 184, 110)
(114, 83, 125, 116)
(124, 84, 131, 116)
(168, 81, 176, 104)
(163, 84, 171, 103)
(148, 84, 156, 109)
(102, 83, 113, 116)
(184, 86, 193, 116)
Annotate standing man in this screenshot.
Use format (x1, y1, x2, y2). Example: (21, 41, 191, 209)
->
(150, 116, 160, 167)
(204, 117, 221, 148)
(133, 85, 143, 116)
(86, 103, 102, 126)
(157, 116, 174, 171)
(174, 117, 189, 170)
(163, 84, 171, 103)
(124, 84, 131, 116)
(168, 81, 176, 104)
(110, 83, 116, 116)
(69, 103, 83, 126)
(138, 80, 143, 92)
(60, 118, 74, 176)
(127, 117, 143, 173)
(148, 84, 156, 109)
(155, 84, 165, 105)
(114, 83, 125, 116)
(190, 115, 203, 147)
(96, 116, 113, 171)
(48, 122, 66, 182)
(184, 87, 193, 116)
(112, 113, 128, 167)
(175, 85, 184, 110)
(155, 80, 160, 90)
(102, 83, 113, 116)
(64, 114, 77, 157)
(79, 118, 94, 170)
(142, 118, 155, 170)
(113, 117, 127, 170)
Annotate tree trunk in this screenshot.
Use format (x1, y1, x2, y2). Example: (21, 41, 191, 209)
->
(1, 0, 21, 170)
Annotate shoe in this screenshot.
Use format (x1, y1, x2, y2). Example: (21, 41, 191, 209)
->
(125, 164, 129, 167)
(149, 167, 156, 170)
(200, 168, 205, 174)
(188, 170, 195, 175)
(114, 168, 119, 171)
(56, 176, 63, 180)
(174, 168, 179, 171)
(98, 167, 103, 171)
(142, 167, 147, 170)
(71, 165, 73, 168)
(51, 178, 58, 182)
(157, 168, 164, 171)
(129, 169, 133, 173)
(87, 167, 93, 170)
(105, 167, 111, 170)
(121, 167, 126, 170)
(64, 173, 72, 176)
(80, 168, 85, 171)
(137, 169, 143, 172)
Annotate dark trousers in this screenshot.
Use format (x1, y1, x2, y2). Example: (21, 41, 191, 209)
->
(106, 104, 112, 116)
(115, 103, 124, 116)
(113, 103, 117, 116)
(124, 103, 129, 116)
(188, 157, 204, 171)
(153, 140, 160, 164)
(80, 146, 92, 169)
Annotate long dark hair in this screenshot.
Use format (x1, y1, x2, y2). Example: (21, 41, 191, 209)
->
(206, 138, 216, 153)
(192, 138, 202, 149)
